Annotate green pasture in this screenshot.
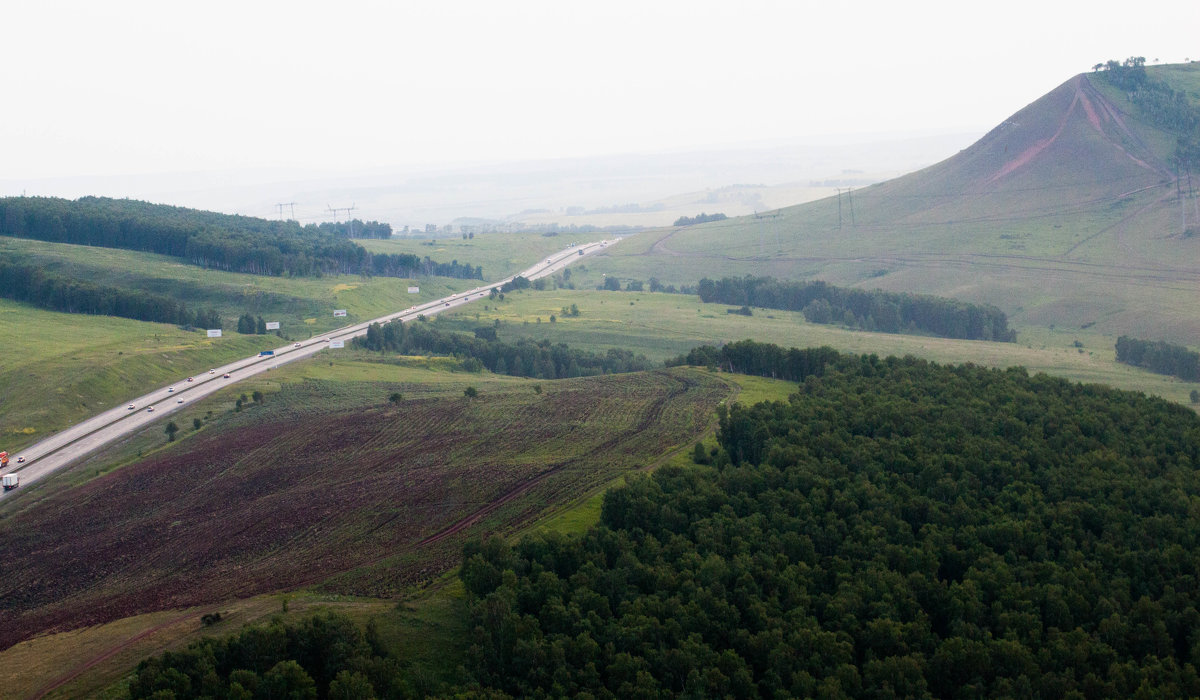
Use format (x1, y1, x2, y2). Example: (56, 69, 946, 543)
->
(439, 287, 1200, 407)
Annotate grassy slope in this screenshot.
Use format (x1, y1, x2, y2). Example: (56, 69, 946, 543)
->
(569, 64, 1200, 344)
(0, 355, 732, 652)
(0, 300, 272, 453)
(437, 287, 1200, 406)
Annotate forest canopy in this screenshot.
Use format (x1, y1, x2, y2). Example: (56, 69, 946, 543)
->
(0, 196, 481, 280)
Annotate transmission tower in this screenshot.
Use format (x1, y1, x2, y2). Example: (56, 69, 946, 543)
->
(276, 202, 298, 220)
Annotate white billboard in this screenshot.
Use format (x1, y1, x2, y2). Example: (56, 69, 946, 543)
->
(329, 339, 345, 348)
(333, 309, 348, 317)
(265, 321, 280, 330)
(206, 329, 222, 338)
(407, 286, 419, 293)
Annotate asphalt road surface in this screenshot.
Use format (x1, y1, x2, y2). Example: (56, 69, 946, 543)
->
(0, 239, 618, 504)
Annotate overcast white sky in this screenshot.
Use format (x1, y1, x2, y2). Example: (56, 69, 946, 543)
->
(3, 0, 1198, 182)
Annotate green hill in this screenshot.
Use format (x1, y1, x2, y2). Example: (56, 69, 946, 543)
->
(584, 63, 1200, 343)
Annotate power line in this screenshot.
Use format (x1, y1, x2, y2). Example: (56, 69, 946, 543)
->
(275, 202, 297, 220)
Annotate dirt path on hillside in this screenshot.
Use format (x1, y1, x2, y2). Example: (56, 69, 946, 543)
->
(27, 610, 197, 700)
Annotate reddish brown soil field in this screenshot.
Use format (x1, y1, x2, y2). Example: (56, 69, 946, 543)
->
(0, 368, 731, 650)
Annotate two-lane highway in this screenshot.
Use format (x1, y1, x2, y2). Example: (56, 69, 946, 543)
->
(0, 239, 618, 502)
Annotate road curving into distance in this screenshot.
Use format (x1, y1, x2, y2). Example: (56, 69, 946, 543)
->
(0, 239, 618, 504)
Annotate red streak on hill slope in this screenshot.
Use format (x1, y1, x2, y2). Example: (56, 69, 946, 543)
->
(985, 75, 1161, 186)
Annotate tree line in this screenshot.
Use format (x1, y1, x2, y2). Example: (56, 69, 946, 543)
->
(698, 275, 1016, 341)
(1115, 334, 1200, 381)
(0, 260, 221, 328)
(355, 319, 653, 378)
(458, 347, 1200, 698)
(674, 212, 728, 226)
(0, 196, 481, 280)
(127, 611, 438, 699)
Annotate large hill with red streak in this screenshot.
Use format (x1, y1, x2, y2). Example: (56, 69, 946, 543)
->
(594, 63, 1200, 342)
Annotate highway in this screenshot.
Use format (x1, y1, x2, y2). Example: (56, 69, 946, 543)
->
(0, 238, 617, 503)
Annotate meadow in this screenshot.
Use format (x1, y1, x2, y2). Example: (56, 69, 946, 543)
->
(437, 286, 1200, 407)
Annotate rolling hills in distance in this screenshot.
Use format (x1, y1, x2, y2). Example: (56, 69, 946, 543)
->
(3, 61, 1200, 697)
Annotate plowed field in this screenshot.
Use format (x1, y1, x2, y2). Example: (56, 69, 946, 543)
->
(0, 368, 731, 650)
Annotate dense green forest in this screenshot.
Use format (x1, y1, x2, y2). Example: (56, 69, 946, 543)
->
(1115, 335, 1200, 381)
(698, 276, 1016, 342)
(0, 196, 481, 279)
(126, 611, 439, 699)
(0, 259, 221, 328)
(460, 349, 1200, 698)
(355, 318, 653, 378)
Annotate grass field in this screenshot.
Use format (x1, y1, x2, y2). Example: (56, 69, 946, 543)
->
(356, 231, 609, 282)
(436, 287, 1200, 407)
(0, 300, 273, 453)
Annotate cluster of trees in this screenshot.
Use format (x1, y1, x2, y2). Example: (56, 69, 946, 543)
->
(355, 319, 653, 378)
(1115, 335, 1200, 381)
(698, 276, 1016, 341)
(668, 340, 841, 381)
(313, 219, 392, 239)
(0, 260, 221, 328)
(0, 196, 481, 280)
(459, 349, 1200, 698)
(1096, 57, 1200, 170)
(236, 314, 269, 335)
(127, 611, 437, 699)
(674, 212, 728, 226)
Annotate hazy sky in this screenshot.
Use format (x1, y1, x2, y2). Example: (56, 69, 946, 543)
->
(4, 0, 1198, 182)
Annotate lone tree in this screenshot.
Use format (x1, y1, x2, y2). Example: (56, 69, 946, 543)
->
(389, 392, 403, 405)
(165, 421, 179, 442)
(464, 386, 478, 398)
(252, 390, 264, 404)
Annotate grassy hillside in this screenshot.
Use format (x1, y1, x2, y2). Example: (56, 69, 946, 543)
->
(0, 361, 731, 651)
(572, 64, 1200, 344)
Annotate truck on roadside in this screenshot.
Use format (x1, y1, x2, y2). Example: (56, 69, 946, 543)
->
(2, 473, 17, 491)
(0, 451, 8, 469)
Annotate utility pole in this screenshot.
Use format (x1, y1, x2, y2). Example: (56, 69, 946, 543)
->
(847, 187, 856, 227)
(835, 188, 843, 230)
(324, 204, 355, 236)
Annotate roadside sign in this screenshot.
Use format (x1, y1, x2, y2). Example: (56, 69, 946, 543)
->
(407, 286, 419, 293)
(329, 339, 345, 349)
(265, 321, 280, 330)
(206, 329, 222, 338)
(333, 310, 348, 317)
